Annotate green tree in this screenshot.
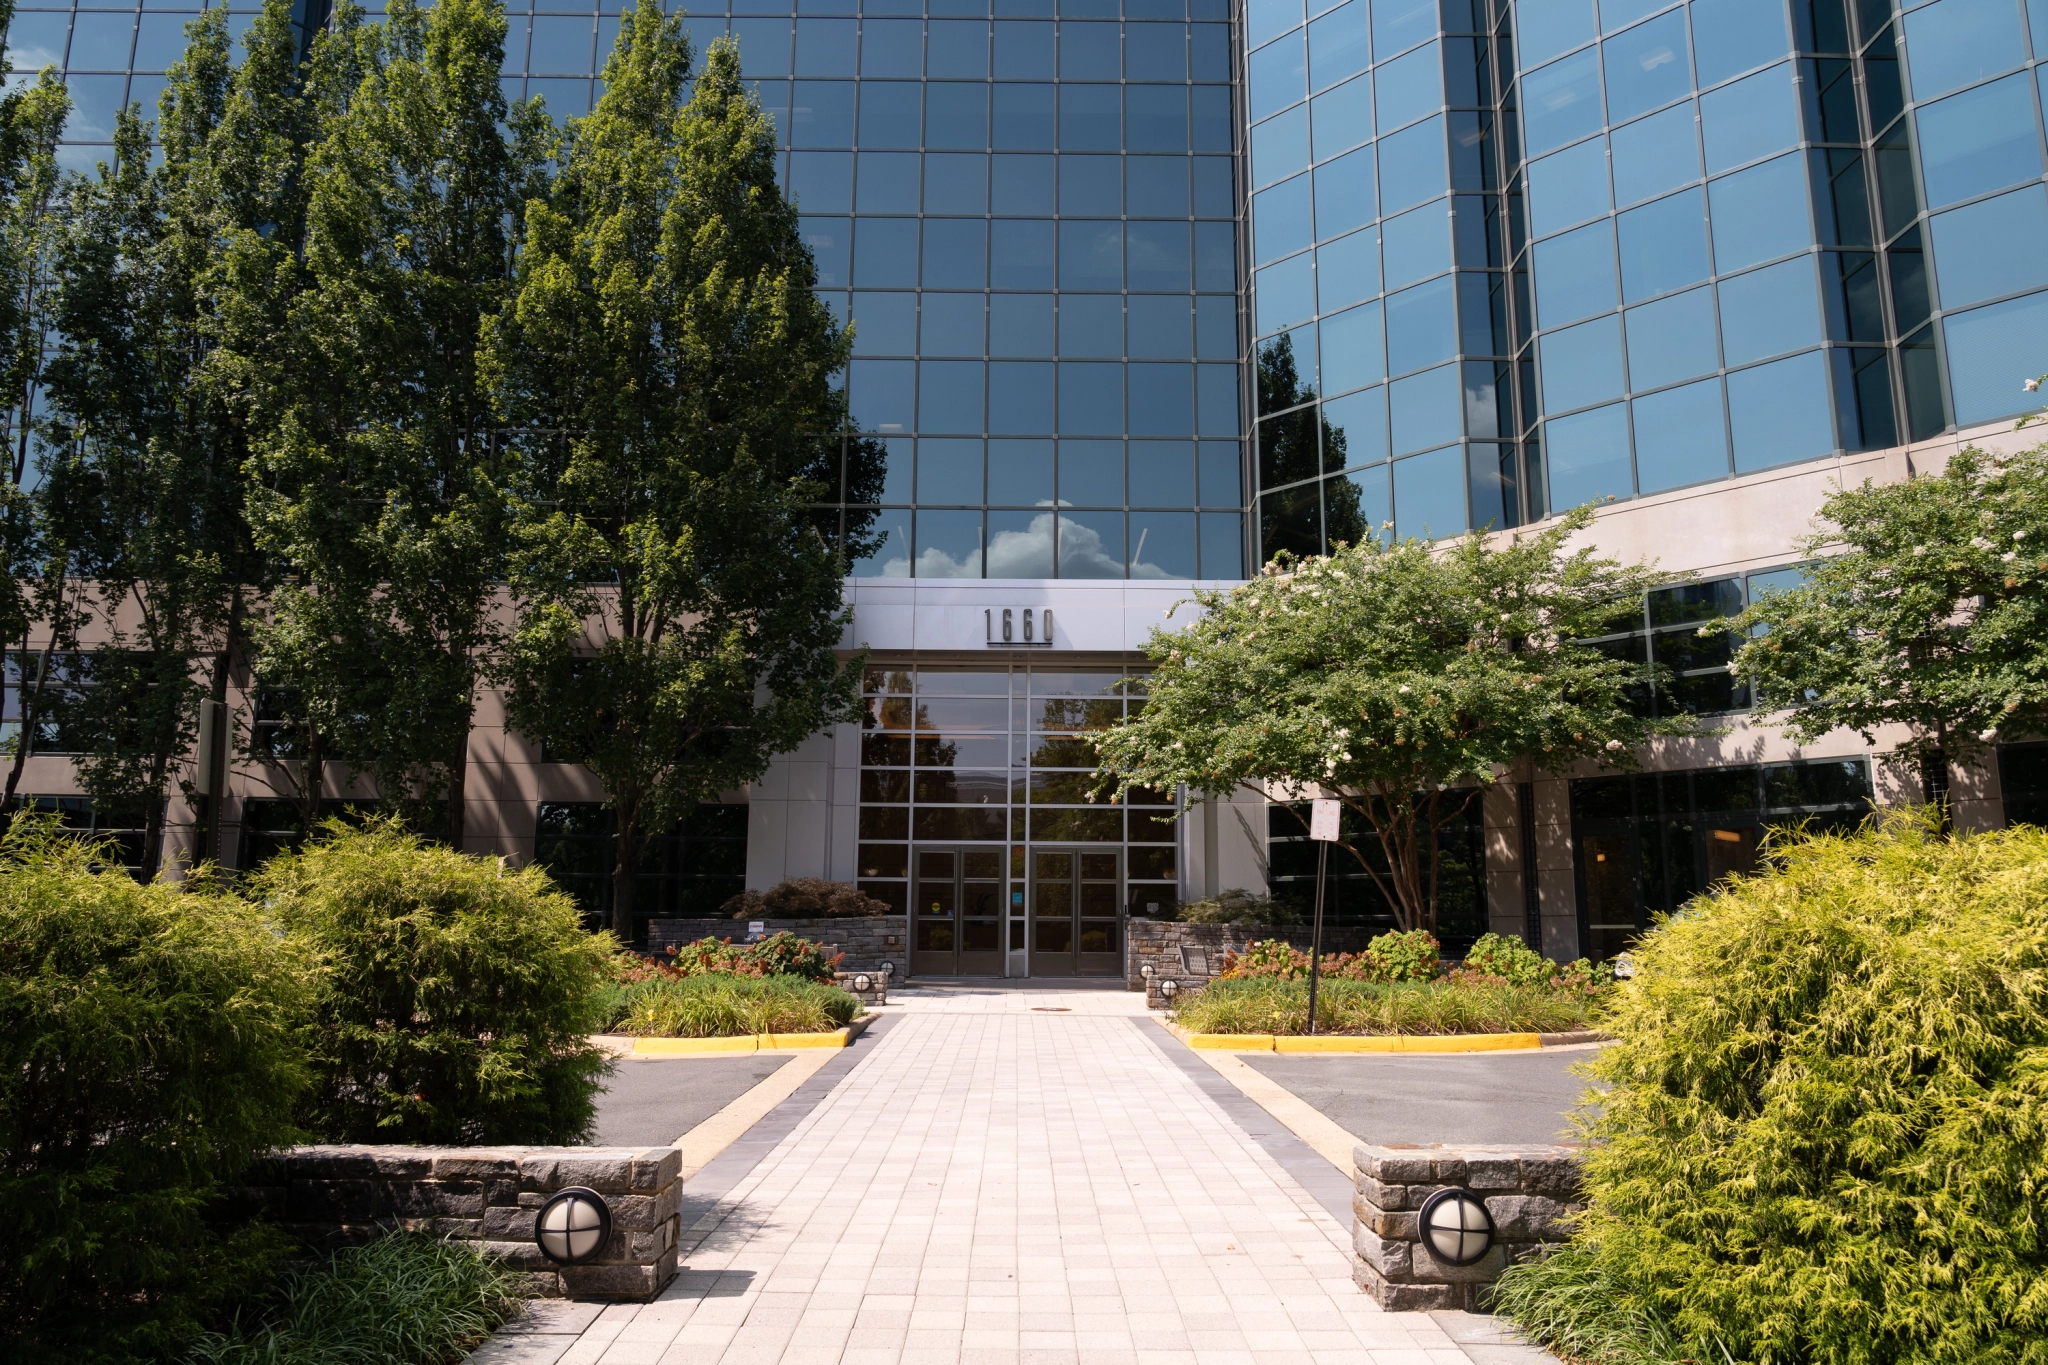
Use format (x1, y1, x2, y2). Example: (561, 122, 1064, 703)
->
(0, 42, 77, 827)
(485, 14, 862, 938)
(1095, 505, 1688, 933)
(1729, 444, 2048, 820)
(239, 0, 542, 843)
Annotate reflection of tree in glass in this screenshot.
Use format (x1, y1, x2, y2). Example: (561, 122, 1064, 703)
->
(841, 434, 891, 560)
(1256, 334, 1363, 557)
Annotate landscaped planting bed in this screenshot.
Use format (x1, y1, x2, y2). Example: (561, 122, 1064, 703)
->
(605, 933, 863, 1038)
(1170, 931, 1611, 1037)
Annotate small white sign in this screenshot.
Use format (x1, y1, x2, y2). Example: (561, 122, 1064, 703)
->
(748, 921, 766, 938)
(1310, 798, 1342, 842)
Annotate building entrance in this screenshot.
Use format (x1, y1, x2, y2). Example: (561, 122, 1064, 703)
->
(1028, 847, 1123, 977)
(910, 846, 1005, 976)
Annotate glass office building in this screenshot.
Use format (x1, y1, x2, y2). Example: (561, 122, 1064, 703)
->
(20, 0, 2048, 965)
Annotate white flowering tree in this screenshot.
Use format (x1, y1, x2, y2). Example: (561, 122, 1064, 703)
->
(1094, 505, 1691, 934)
(1729, 443, 2048, 820)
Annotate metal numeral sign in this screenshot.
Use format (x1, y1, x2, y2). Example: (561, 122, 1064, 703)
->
(985, 607, 1054, 648)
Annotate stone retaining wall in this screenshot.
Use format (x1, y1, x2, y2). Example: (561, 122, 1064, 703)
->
(240, 1145, 683, 1301)
(646, 916, 907, 975)
(1352, 1142, 1584, 1310)
(1126, 920, 1387, 1007)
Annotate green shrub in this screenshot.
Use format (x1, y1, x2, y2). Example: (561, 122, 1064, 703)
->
(183, 1232, 523, 1365)
(616, 972, 862, 1037)
(720, 878, 893, 919)
(654, 931, 842, 982)
(1457, 931, 1555, 986)
(1491, 815, 2048, 1365)
(1175, 888, 1302, 925)
(1170, 974, 1600, 1035)
(1359, 928, 1441, 982)
(259, 821, 615, 1145)
(0, 819, 309, 1363)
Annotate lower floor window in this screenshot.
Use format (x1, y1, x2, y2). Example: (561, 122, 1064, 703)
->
(1570, 759, 1873, 961)
(534, 802, 747, 937)
(1265, 798, 1488, 954)
(1999, 743, 2048, 828)
(21, 795, 151, 875)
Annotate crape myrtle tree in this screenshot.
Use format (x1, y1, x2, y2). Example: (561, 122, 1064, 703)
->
(237, 0, 546, 843)
(1728, 444, 2048, 822)
(1094, 505, 1691, 934)
(486, 13, 862, 938)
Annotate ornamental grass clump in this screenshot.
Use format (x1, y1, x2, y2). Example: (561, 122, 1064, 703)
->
(1490, 814, 2048, 1365)
(1170, 975, 1600, 1035)
(616, 973, 861, 1037)
(183, 1232, 523, 1365)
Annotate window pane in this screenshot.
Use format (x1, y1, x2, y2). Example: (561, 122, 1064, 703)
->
(991, 293, 1055, 355)
(1310, 72, 1376, 160)
(1610, 102, 1700, 208)
(1528, 138, 1611, 236)
(1915, 74, 2045, 208)
(928, 18, 990, 77)
(924, 293, 988, 357)
(1618, 187, 1709, 302)
(986, 509, 1057, 575)
(1059, 510, 1126, 576)
(1931, 184, 2048, 309)
(1317, 227, 1382, 310)
(990, 439, 1055, 504)
(1129, 296, 1193, 359)
(1708, 153, 1811, 272)
(1321, 300, 1386, 395)
(1254, 175, 1315, 264)
(994, 82, 1056, 149)
(925, 82, 989, 149)
(1127, 22, 1189, 81)
(1314, 145, 1377, 240)
(919, 440, 986, 502)
(853, 291, 917, 354)
(1060, 83, 1122, 151)
(1385, 275, 1457, 374)
(1309, 0, 1372, 92)
(1130, 511, 1198, 576)
(1374, 0, 1440, 59)
(1546, 401, 1632, 507)
(1541, 314, 1626, 412)
(1727, 349, 1835, 471)
(1323, 383, 1389, 465)
(1534, 221, 1619, 327)
(1061, 19, 1121, 80)
(1255, 252, 1317, 334)
(1718, 256, 1820, 366)
(1376, 41, 1443, 134)
(1903, 0, 2025, 101)
(792, 81, 856, 146)
(1632, 377, 1728, 492)
(1522, 50, 1605, 155)
(1377, 114, 1449, 211)
(857, 150, 920, 210)
(791, 151, 855, 213)
(1128, 222, 1191, 290)
(925, 153, 988, 214)
(1624, 285, 1719, 389)
(1389, 362, 1462, 453)
(1944, 288, 2048, 421)
(1250, 0, 1304, 48)
(1130, 441, 1196, 504)
(1058, 363, 1124, 435)
(1603, 10, 1689, 124)
(1059, 295, 1122, 359)
(862, 18, 924, 76)
(1061, 155, 1122, 215)
(920, 362, 986, 433)
(1252, 104, 1312, 186)
(1130, 364, 1197, 436)
(1250, 30, 1308, 121)
(1392, 444, 1467, 539)
(989, 360, 1056, 433)
(1689, 0, 1789, 89)
(1518, 0, 1597, 67)
(1127, 85, 1190, 152)
(1699, 62, 1798, 173)
(852, 358, 916, 433)
(1127, 155, 1191, 216)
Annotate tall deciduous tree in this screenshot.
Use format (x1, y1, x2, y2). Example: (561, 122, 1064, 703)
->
(1729, 444, 2048, 820)
(1095, 505, 1689, 933)
(239, 0, 542, 843)
(486, 15, 861, 938)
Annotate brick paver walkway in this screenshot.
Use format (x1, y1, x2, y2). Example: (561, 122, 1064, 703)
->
(476, 985, 1550, 1365)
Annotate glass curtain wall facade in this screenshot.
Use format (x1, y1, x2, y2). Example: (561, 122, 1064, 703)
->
(1244, 0, 2048, 559)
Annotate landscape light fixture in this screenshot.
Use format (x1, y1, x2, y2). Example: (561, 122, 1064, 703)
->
(1416, 1189, 1495, 1267)
(1141, 964, 1154, 979)
(853, 974, 873, 991)
(534, 1187, 612, 1266)
(1160, 979, 1177, 999)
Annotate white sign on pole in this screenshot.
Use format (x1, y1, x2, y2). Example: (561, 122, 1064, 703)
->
(1310, 798, 1342, 842)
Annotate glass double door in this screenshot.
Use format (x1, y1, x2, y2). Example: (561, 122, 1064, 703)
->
(1029, 847, 1123, 977)
(911, 847, 1005, 977)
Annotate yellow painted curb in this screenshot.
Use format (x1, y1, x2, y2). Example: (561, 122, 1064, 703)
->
(1270, 1032, 1542, 1053)
(1184, 1033, 1276, 1051)
(761, 1028, 853, 1050)
(633, 1035, 758, 1055)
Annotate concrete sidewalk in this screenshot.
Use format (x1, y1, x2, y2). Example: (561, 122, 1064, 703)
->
(468, 986, 1556, 1365)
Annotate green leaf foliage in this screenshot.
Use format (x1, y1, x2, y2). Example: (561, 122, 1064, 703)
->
(253, 819, 615, 1144)
(486, 14, 862, 936)
(1493, 815, 2048, 1365)
(1729, 443, 2048, 789)
(1095, 503, 1689, 931)
(613, 972, 861, 1038)
(0, 817, 310, 1362)
(1170, 973, 1602, 1036)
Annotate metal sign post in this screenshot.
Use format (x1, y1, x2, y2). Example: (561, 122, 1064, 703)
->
(1306, 798, 1341, 1036)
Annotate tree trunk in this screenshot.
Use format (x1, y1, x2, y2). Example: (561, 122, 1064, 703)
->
(445, 715, 468, 850)
(1, 629, 59, 834)
(610, 803, 641, 943)
(201, 590, 244, 864)
(1922, 747, 1951, 834)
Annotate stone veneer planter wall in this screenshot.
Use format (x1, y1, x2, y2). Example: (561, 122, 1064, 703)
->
(1126, 920, 1389, 1007)
(646, 916, 906, 976)
(240, 1145, 684, 1301)
(1351, 1141, 1584, 1310)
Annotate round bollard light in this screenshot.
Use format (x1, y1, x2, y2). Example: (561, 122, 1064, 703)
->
(854, 974, 873, 991)
(1416, 1189, 1495, 1266)
(534, 1187, 612, 1266)
(1159, 979, 1177, 999)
